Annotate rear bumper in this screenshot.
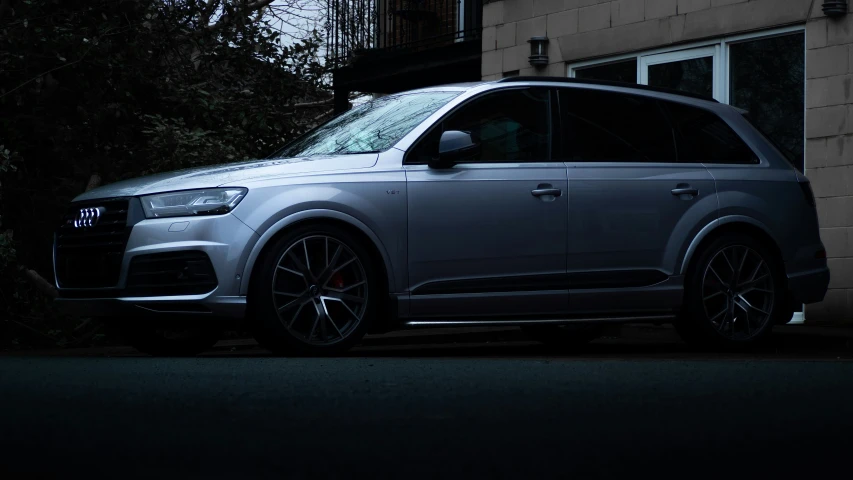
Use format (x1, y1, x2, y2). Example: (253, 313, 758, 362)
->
(787, 267, 830, 304)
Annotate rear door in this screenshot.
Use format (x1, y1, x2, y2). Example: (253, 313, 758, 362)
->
(557, 87, 719, 314)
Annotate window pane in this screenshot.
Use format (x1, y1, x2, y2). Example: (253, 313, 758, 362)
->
(648, 56, 714, 98)
(664, 102, 758, 164)
(559, 89, 676, 163)
(574, 59, 637, 84)
(729, 33, 805, 172)
(409, 89, 551, 164)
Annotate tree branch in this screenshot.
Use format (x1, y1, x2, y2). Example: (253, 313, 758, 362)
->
(205, 0, 277, 33)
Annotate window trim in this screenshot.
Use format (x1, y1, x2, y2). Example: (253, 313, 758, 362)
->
(567, 25, 806, 102)
(402, 86, 556, 166)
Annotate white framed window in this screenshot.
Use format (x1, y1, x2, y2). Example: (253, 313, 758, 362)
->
(568, 25, 807, 324)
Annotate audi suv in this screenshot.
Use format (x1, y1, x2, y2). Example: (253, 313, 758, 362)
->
(53, 77, 830, 355)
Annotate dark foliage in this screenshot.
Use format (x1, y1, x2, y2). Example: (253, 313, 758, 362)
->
(0, 0, 331, 347)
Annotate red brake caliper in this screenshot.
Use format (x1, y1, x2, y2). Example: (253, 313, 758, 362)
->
(331, 272, 345, 289)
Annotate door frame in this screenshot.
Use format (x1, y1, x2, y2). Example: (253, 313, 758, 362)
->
(639, 45, 723, 101)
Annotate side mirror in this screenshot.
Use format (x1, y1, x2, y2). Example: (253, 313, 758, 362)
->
(429, 130, 479, 169)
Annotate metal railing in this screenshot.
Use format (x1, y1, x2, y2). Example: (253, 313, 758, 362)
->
(326, 0, 482, 67)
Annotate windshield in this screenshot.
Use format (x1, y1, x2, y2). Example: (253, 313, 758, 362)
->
(274, 91, 461, 157)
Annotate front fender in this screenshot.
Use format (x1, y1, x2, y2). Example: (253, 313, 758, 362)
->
(236, 208, 397, 296)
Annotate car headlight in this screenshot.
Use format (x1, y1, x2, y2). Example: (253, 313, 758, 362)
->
(140, 188, 248, 219)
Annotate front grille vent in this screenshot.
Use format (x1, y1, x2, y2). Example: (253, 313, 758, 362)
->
(54, 198, 131, 288)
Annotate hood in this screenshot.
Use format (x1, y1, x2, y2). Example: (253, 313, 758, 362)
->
(74, 154, 378, 202)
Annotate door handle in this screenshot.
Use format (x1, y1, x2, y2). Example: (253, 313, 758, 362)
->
(671, 186, 699, 197)
(531, 188, 562, 197)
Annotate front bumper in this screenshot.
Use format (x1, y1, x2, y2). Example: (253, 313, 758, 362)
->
(54, 294, 246, 319)
(54, 212, 259, 320)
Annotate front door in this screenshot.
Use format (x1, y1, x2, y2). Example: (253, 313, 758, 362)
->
(556, 87, 719, 314)
(405, 88, 568, 318)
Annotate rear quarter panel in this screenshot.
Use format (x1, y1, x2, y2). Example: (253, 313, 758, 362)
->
(702, 109, 810, 264)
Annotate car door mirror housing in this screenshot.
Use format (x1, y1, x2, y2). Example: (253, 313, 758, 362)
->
(430, 130, 479, 169)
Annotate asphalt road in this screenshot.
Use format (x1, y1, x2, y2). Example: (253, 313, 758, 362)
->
(2, 346, 853, 479)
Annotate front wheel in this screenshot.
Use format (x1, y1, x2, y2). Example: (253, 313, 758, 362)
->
(677, 233, 784, 348)
(249, 224, 377, 356)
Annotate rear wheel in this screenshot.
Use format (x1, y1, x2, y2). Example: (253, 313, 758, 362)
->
(677, 233, 784, 348)
(249, 224, 376, 356)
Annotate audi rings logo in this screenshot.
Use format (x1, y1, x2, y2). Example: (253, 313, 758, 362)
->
(73, 207, 106, 228)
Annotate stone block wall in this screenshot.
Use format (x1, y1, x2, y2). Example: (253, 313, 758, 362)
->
(805, 5, 853, 323)
(481, 0, 853, 324)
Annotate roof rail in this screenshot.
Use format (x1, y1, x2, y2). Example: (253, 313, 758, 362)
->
(496, 76, 719, 103)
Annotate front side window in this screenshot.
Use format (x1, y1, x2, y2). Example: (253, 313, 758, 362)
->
(559, 88, 676, 163)
(663, 102, 758, 165)
(274, 91, 460, 158)
(407, 88, 551, 164)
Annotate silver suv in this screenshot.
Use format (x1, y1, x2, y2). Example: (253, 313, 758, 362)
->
(54, 78, 829, 355)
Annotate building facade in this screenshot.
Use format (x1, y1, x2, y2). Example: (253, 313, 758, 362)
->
(481, 0, 853, 324)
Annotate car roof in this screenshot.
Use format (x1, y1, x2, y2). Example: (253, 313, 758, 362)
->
(393, 77, 726, 112)
(492, 76, 720, 103)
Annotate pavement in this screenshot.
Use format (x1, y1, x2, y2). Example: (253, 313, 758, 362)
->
(5, 323, 853, 359)
(2, 325, 853, 479)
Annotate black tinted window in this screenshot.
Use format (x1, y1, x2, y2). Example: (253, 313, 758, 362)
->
(558, 89, 676, 163)
(408, 88, 551, 164)
(663, 102, 758, 164)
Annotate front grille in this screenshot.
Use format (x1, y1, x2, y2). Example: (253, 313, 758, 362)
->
(125, 251, 218, 297)
(54, 198, 132, 288)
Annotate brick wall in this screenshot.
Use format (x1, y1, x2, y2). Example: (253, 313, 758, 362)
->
(482, 0, 814, 77)
(481, 0, 853, 325)
(805, 5, 853, 324)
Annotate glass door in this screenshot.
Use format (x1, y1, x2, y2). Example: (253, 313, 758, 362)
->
(640, 46, 723, 101)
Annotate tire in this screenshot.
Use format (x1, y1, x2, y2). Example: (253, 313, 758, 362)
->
(521, 324, 603, 348)
(121, 324, 221, 357)
(249, 223, 377, 356)
(676, 232, 785, 349)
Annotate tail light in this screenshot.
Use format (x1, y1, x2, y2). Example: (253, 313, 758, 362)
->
(799, 180, 816, 207)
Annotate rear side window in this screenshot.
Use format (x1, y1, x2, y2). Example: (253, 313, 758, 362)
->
(663, 102, 759, 164)
(558, 88, 676, 163)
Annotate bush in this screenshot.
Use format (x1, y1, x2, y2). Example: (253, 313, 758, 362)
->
(0, 0, 331, 347)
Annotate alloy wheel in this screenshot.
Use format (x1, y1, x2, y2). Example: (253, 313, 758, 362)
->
(701, 245, 774, 341)
(271, 235, 368, 345)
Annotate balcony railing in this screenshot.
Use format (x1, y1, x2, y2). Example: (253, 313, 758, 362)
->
(327, 0, 482, 68)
